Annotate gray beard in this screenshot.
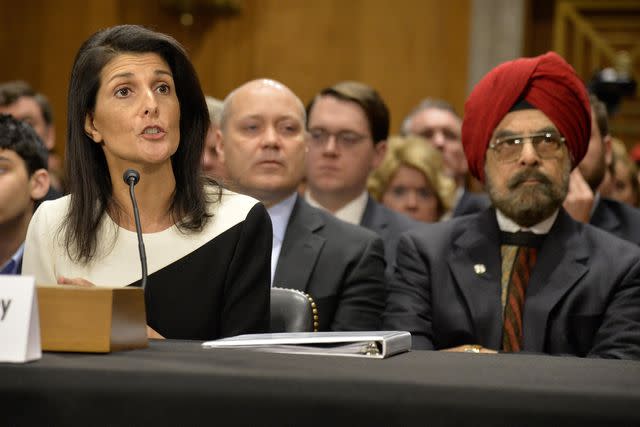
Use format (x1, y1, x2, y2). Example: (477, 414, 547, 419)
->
(485, 161, 570, 228)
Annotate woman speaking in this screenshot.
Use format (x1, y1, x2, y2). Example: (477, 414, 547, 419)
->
(23, 25, 272, 340)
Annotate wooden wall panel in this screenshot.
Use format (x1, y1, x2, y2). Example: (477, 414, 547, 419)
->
(193, 0, 471, 129)
(0, 0, 120, 157)
(0, 0, 471, 158)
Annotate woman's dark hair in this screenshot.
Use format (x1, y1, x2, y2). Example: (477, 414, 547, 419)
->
(64, 24, 216, 262)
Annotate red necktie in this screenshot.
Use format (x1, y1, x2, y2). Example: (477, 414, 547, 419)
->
(502, 246, 537, 352)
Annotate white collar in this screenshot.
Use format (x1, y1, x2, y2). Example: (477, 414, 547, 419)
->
(305, 190, 369, 225)
(495, 209, 559, 234)
(266, 193, 298, 242)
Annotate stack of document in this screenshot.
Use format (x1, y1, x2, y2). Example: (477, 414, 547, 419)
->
(202, 331, 411, 359)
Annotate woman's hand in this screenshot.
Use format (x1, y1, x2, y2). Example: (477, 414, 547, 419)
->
(57, 277, 163, 340)
(57, 276, 96, 287)
(147, 326, 165, 340)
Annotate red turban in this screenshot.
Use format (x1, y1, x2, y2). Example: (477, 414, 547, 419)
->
(462, 52, 591, 182)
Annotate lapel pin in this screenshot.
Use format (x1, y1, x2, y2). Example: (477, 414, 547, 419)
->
(474, 264, 486, 275)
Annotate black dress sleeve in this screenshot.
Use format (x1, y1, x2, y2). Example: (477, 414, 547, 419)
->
(219, 202, 272, 337)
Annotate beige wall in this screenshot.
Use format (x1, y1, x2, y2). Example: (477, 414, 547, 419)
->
(0, 0, 471, 158)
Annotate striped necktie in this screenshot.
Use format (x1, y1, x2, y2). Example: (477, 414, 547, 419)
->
(502, 245, 537, 352)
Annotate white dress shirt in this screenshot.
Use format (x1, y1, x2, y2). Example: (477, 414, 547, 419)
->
(266, 193, 297, 286)
(496, 209, 559, 234)
(305, 190, 368, 225)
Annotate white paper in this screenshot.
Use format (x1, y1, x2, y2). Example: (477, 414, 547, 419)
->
(0, 275, 42, 363)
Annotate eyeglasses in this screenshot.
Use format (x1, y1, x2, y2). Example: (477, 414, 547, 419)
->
(489, 132, 565, 162)
(308, 128, 369, 149)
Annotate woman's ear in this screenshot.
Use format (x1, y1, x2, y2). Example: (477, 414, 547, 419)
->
(84, 113, 102, 143)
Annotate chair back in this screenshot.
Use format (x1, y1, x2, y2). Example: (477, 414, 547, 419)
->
(270, 287, 318, 332)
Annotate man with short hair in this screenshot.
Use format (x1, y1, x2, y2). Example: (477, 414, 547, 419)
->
(201, 95, 228, 182)
(0, 80, 62, 197)
(0, 114, 50, 274)
(402, 98, 489, 216)
(217, 79, 386, 331)
(384, 53, 640, 359)
(305, 81, 417, 268)
(562, 94, 640, 245)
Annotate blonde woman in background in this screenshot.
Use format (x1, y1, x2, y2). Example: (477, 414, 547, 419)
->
(368, 135, 455, 222)
(609, 138, 640, 207)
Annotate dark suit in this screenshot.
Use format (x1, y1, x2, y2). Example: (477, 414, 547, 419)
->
(34, 187, 62, 211)
(360, 196, 419, 270)
(590, 196, 640, 246)
(383, 208, 640, 359)
(452, 189, 491, 217)
(274, 197, 386, 331)
(43, 186, 63, 202)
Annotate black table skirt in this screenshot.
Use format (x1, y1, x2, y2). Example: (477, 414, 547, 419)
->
(2, 340, 640, 426)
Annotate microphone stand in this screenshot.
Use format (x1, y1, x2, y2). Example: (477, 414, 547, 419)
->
(123, 169, 148, 290)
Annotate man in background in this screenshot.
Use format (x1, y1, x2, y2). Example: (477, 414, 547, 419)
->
(201, 95, 228, 182)
(563, 94, 640, 245)
(402, 98, 489, 217)
(305, 81, 417, 269)
(0, 80, 62, 197)
(217, 79, 386, 331)
(0, 114, 50, 274)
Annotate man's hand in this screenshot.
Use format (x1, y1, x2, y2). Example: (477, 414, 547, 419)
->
(442, 345, 497, 354)
(563, 169, 594, 223)
(147, 326, 165, 339)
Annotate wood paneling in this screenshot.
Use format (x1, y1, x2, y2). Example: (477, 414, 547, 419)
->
(0, 0, 471, 158)
(551, 0, 640, 146)
(0, 0, 120, 157)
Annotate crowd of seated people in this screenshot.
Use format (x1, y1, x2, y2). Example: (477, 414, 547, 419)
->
(0, 81, 64, 197)
(2, 24, 640, 359)
(368, 135, 456, 222)
(0, 114, 51, 275)
(609, 137, 640, 208)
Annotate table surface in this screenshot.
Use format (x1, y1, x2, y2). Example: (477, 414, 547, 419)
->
(2, 340, 640, 426)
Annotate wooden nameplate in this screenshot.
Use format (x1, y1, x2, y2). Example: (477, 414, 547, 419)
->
(37, 285, 148, 353)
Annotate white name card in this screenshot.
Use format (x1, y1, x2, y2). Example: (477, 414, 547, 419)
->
(0, 275, 41, 363)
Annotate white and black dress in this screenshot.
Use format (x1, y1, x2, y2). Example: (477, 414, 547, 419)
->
(23, 189, 272, 340)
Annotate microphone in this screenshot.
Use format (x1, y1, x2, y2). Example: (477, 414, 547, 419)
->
(123, 169, 148, 289)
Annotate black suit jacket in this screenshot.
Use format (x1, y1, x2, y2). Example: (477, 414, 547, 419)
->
(274, 197, 386, 331)
(590, 197, 640, 246)
(360, 196, 419, 270)
(452, 189, 491, 217)
(384, 208, 640, 359)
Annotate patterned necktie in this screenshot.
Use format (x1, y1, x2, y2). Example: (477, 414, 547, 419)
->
(502, 245, 537, 352)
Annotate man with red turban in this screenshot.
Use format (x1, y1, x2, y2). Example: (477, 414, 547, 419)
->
(383, 52, 640, 359)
